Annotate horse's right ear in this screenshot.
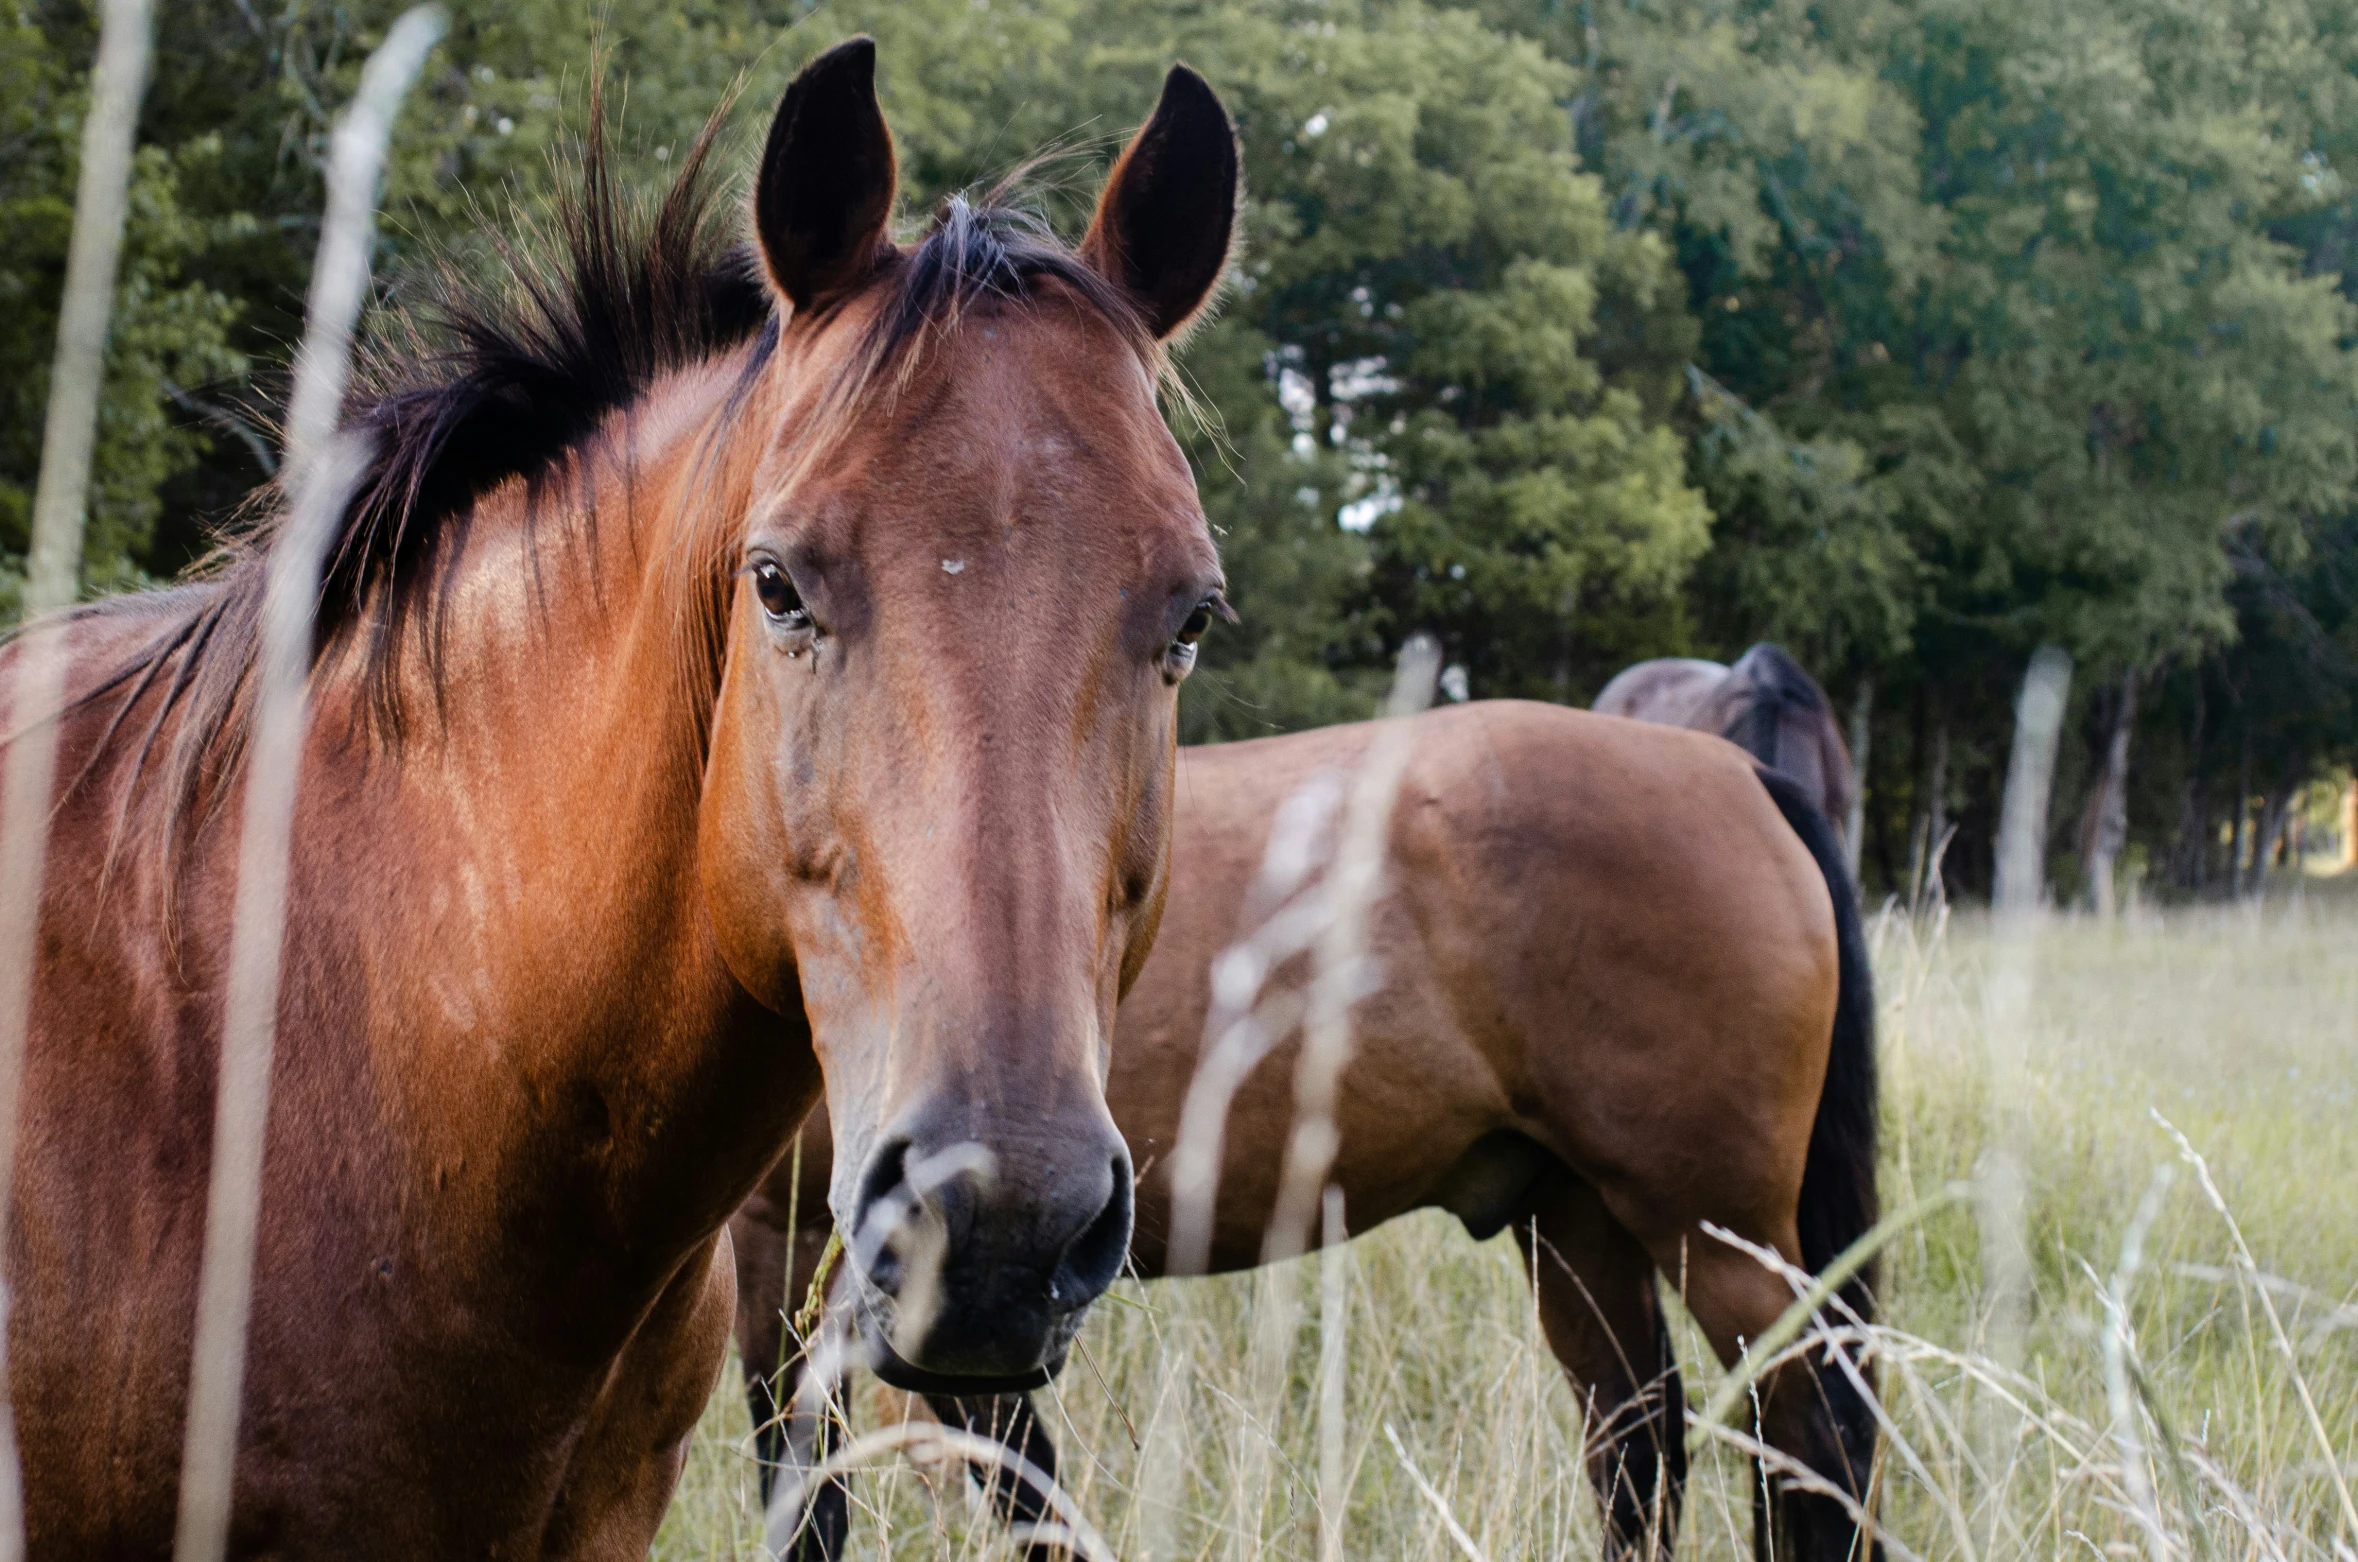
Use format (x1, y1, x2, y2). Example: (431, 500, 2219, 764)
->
(755, 37, 897, 314)
(1081, 65, 1240, 341)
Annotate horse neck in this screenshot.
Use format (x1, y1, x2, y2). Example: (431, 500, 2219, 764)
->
(298, 357, 807, 1275)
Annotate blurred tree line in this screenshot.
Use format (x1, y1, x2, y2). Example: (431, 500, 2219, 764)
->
(7, 0, 2357, 903)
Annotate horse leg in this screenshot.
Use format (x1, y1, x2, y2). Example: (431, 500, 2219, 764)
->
(729, 1205, 852, 1558)
(541, 1234, 740, 1559)
(1665, 1228, 1879, 1562)
(923, 1392, 1067, 1559)
(748, 1342, 853, 1562)
(778, 1410, 852, 1562)
(730, 1205, 792, 1490)
(1516, 1170, 1685, 1561)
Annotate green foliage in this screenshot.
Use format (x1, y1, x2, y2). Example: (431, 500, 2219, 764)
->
(1682, 371, 1929, 671)
(0, 13, 242, 616)
(1172, 317, 1380, 742)
(1901, 0, 2358, 666)
(19, 0, 2358, 893)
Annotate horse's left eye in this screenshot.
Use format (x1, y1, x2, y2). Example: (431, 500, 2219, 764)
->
(1176, 591, 1228, 649)
(1166, 593, 1224, 679)
(751, 561, 808, 627)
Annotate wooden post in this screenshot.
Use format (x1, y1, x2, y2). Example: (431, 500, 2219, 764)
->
(2080, 668, 2139, 918)
(1993, 646, 2074, 914)
(1844, 676, 1872, 883)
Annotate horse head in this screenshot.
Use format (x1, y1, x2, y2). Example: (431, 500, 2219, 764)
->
(699, 39, 1236, 1390)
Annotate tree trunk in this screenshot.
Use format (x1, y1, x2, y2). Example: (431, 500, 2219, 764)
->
(2171, 673, 2208, 891)
(2256, 767, 2299, 887)
(2076, 668, 2139, 917)
(1993, 646, 2074, 915)
(1920, 712, 1952, 906)
(1904, 685, 1929, 906)
(2230, 719, 2253, 899)
(1844, 677, 1872, 882)
(1929, 720, 1950, 860)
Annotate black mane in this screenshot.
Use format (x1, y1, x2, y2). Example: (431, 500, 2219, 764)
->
(330, 108, 774, 726)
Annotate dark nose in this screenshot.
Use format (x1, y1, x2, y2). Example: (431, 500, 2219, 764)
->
(849, 1113, 1133, 1384)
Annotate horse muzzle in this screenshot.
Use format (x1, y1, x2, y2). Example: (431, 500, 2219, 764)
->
(841, 1118, 1133, 1389)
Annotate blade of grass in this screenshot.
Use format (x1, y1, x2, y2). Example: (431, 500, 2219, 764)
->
(1689, 1182, 1972, 1453)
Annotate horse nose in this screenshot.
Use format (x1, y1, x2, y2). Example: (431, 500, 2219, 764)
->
(1050, 1147, 1134, 1305)
(848, 1113, 1133, 1383)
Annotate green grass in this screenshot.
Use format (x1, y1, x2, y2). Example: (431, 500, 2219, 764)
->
(655, 882, 2358, 1560)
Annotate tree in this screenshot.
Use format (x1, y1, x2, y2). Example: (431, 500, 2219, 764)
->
(0, 11, 242, 616)
(812, 0, 1713, 718)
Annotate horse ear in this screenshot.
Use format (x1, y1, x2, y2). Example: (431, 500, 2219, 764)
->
(1081, 65, 1240, 341)
(755, 37, 898, 313)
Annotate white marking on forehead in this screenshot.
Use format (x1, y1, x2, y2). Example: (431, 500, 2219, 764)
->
(941, 558, 966, 575)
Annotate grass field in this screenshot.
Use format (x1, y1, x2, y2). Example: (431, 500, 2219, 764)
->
(654, 879, 2358, 1561)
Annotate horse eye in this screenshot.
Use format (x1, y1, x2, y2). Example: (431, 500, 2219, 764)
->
(1175, 603, 1214, 648)
(752, 561, 807, 625)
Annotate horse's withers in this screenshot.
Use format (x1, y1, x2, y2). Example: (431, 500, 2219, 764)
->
(698, 44, 1237, 1388)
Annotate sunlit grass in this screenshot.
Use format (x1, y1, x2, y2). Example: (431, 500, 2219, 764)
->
(656, 879, 2358, 1560)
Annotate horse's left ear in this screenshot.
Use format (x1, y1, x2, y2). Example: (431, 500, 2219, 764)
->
(1081, 65, 1240, 341)
(755, 37, 898, 313)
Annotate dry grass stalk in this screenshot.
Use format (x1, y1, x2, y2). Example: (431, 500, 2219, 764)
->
(1262, 633, 1440, 1264)
(1317, 1187, 1349, 1562)
(1167, 635, 1441, 1278)
(2096, 1167, 2178, 1562)
(168, 13, 446, 1560)
(0, 2, 156, 1549)
(1977, 645, 2073, 1553)
(2158, 1113, 2358, 1549)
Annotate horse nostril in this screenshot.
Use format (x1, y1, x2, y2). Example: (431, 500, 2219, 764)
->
(1051, 1152, 1133, 1309)
(852, 1136, 913, 1297)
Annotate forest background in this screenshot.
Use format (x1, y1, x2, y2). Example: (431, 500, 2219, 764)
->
(7, 0, 2357, 904)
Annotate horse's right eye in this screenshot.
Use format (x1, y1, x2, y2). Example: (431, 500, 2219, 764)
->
(752, 561, 808, 627)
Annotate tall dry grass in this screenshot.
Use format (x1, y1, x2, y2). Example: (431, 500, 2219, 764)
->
(656, 881, 2358, 1561)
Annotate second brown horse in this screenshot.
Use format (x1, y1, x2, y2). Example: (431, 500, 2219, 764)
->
(736, 699, 1879, 1561)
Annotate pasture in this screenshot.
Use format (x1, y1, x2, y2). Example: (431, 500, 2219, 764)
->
(657, 884, 2358, 1561)
(12, 5, 2358, 1555)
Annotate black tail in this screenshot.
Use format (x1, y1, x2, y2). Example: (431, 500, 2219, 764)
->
(1755, 765, 1884, 1560)
(1754, 765, 1878, 1303)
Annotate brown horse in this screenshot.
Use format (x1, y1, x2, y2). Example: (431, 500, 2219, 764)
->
(0, 41, 1237, 1556)
(735, 700, 1880, 1561)
(1593, 642, 1856, 834)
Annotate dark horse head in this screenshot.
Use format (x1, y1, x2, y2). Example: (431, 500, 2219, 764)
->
(697, 42, 1237, 1388)
(1725, 642, 1852, 831)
